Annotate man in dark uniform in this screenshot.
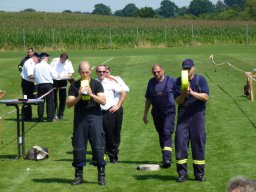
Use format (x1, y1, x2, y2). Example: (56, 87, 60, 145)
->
(66, 61, 106, 186)
(174, 59, 209, 182)
(143, 64, 176, 168)
(18, 48, 35, 72)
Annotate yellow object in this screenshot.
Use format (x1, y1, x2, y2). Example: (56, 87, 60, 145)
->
(81, 80, 90, 100)
(81, 79, 89, 87)
(181, 70, 189, 90)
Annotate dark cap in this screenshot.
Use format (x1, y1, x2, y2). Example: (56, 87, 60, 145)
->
(32, 52, 40, 58)
(182, 59, 194, 69)
(39, 52, 50, 58)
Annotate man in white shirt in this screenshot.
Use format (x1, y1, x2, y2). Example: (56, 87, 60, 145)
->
(105, 65, 129, 163)
(50, 53, 74, 120)
(96, 65, 126, 163)
(34, 53, 58, 122)
(21, 52, 40, 121)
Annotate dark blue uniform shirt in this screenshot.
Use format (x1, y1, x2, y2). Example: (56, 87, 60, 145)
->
(174, 74, 209, 112)
(145, 75, 176, 113)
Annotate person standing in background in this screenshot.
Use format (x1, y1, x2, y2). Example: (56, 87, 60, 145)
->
(96, 65, 126, 163)
(34, 53, 57, 122)
(21, 52, 40, 121)
(18, 47, 35, 72)
(105, 65, 129, 162)
(50, 53, 74, 120)
(143, 64, 176, 168)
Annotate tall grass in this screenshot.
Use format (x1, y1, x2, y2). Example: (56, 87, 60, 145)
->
(1, 12, 256, 50)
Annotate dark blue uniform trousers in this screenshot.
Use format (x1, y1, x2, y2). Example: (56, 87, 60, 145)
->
(152, 109, 175, 162)
(175, 111, 206, 177)
(72, 112, 105, 167)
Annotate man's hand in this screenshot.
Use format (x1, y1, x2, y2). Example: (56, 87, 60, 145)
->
(109, 105, 120, 113)
(143, 114, 148, 124)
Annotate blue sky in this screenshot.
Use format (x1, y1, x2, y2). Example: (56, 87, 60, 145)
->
(0, 0, 219, 12)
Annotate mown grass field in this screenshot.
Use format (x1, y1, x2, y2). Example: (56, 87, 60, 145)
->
(0, 45, 256, 192)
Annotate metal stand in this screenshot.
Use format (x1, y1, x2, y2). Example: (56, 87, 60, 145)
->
(0, 99, 43, 159)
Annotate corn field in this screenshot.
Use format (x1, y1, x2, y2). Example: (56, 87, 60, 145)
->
(1, 12, 256, 50)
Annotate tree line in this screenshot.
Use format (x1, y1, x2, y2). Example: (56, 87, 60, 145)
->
(18, 0, 256, 20)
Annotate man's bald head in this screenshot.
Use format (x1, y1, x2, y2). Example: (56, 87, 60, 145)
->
(79, 61, 91, 73)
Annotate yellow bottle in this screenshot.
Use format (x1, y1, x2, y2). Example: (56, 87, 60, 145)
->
(81, 80, 90, 101)
(181, 70, 189, 90)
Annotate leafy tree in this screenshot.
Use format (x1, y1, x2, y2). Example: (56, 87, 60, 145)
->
(177, 6, 189, 16)
(114, 10, 124, 16)
(245, 0, 256, 19)
(122, 3, 138, 17)
(92, 3, 112, 15)
(215, 0, 227, 12)
(188, 0, 215, 16)
(134, 7, 156, 18)
(63, 10, 72, 13)
(21, 8, 36, 12)
(158, 0, 178, 17)
(224, 0, 245, 7)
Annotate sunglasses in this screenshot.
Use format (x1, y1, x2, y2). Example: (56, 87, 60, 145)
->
(152, 71, 161, 75)
(97, 71, 106, 74)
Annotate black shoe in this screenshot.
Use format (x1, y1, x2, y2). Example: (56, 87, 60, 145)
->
(71, 167, 84, 185)
(58, 115, 63, 120)
(195, 175, 206, 182)
(98, 166, 106, 186)
(110, 158, 118, 164)
(176, 175, 188, 182)
(71, 176, 84, 185)
(162, 160, 171, 168)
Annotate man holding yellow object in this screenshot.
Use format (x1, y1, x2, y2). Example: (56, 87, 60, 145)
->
(143, 64, 176, 168)
(174, 59, 209, 182)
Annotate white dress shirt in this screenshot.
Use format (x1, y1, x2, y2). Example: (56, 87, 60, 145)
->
(21, 58, 35, 82)
(113, 76, 129, 103)
(50, 58, 74, 79)
(96, 78, 123, 110)
(34, 61, 58, 84)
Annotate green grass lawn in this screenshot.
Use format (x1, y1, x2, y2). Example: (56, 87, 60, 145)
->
(0, 45, 256, 192)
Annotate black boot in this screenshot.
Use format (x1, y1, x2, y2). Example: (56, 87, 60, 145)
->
(71, 167, 84, 185)
(97, 166, 106, 186)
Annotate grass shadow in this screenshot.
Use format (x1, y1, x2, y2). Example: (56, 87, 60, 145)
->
(0, 154, 17, 160)
(118, 160, 159, 165)
(133, 174, 177, 181)
(65, 151, 92, 155)
(32, 178, 96, 184)
(2, 118, 17, 122)
(53, 158, 72, 162)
